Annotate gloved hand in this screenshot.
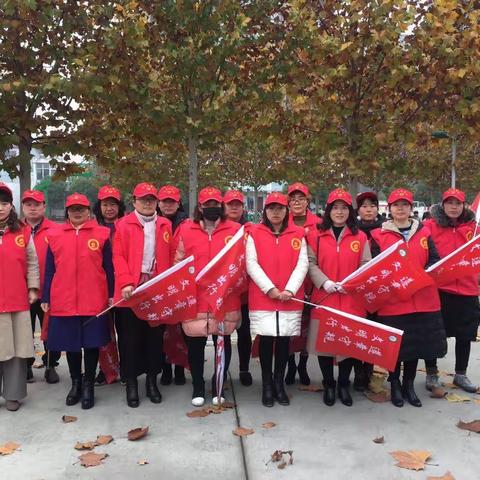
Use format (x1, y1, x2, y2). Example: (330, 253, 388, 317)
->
(323, 280, 337, 294)
(335, 283, 347, 294)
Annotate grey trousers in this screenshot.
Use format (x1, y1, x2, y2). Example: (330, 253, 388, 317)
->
(0, 357, 27, 401)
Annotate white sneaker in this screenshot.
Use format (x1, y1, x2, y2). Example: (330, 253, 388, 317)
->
(192, 396, 205, 407)
(212, 396, 225, 406)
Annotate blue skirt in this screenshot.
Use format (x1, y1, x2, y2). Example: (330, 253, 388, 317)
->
(46, 315, 110, 352)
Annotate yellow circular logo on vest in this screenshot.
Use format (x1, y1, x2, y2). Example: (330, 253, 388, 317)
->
(224, 235, 233, 245)
(350, 240, 360, 253)
(420, 237, 428, 249)
(87, 239, 100, 251)
(466, 230, 473, 241)
(15, 234, 25, 248)
(291, 238, 301, 251)
(163, 231, 170, 243)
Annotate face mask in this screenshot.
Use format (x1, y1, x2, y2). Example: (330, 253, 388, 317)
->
(203, 206, 222, 221)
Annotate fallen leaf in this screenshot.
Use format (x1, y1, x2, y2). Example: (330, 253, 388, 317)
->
(445, 393, 470, 403)
(233, 427, 254, 437)
(62, 415, 78, 423)
(0, 442, 20, 455)
(430, 386, 447, 398)
(78, 451, 108, 468)
(427, 472, 455, 480)
(95, 435, 113, 446)
(456, 419, 480, 433)
(262, 422, 276, 429)
(389, 450, 431, 470)
(32, 363, 44, 369)
(365, 391, 389, 403)
(268, 450, 294, 469)
(373, 436, 385, 444)
(444, 383, 459, 389)
(205, 405, 223, 414)
(186, 409, 209, 418)
(298, 384, 323, 392)
(128, 426, 149, 441)
(75, 441, 96, 451)
(222, 401, 235, 409)
(137, 459, 149, 466)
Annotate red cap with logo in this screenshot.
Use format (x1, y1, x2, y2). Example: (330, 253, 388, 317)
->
(265, 192, 288, 207)
(22, 189, 45, 203)
(356, 191, 378, 206)
(98, 185, 121, 201)
(0, 182, 12, 199)
(287, 182, 309, 197)
(133, 182, 158, 199)
(65, 193, 90, 208)
(387, 188, 413, 205)
(442, 187, 465, 203)
(198, 187, 223, 204)
(223, 190, 245, 204)
(326, 188, 353, 206)
(158, 185, 181, 202)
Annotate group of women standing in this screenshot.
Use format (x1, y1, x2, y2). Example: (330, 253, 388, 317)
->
(0, 179, 478, 413)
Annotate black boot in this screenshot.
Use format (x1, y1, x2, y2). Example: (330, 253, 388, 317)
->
(262, 374, 274, 407)
(285, 355, 296, 385)
(126, 378, 139, 408)
(273, 373, 290, 406)
(337, 382, 353, 407)
(45, 366, 60, 384)
(239, 371, 253, 386)
(323, 380, 336, 406)
(160, 363, 173, 385)
(353, 361, 367, 392)
(146, 374, 162, 404)
(390, 379, 404, 407)
(81, 380, 95, 410)
(297, 354, 310, 386)
(66, 378, 82, 406)
(174, 365, 186, 385)
(402, 379, 422, 407)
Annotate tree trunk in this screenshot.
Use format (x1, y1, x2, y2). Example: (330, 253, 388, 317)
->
(253, 185, 259, 214)
(18, 133, 32, 195)
(349, 176, 360, 207)
(187, 133, 198, 217)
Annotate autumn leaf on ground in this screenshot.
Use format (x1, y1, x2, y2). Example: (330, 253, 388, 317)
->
(427, 472, 455, 480)
(233, 427, 254, 437)
(62, 415, 77, 423)
(298, 384, 323, 392)
(445, 393, 470, 403)
(95, 435, 113, 446)
(0, 442, 20, 455)
(456, 419, 480, 433)
(75, 441, 96, 451)
(373, 436, 385, 444)
(262, 422, 276, 429)
(430, 386, 447, 398)
(78, 451, 108, 468)
(205, 405, 223, 414)
(186, 409, 209, 418)
(443, 383, 459, 389)
(128, 426, 149, 441)
(389, 450, 431, 470)
(32, 363, 44, 369)
(365, 391, 389, 403)
(268, 450, 294, 469)
(137, 459, 149, 466)
(222, 401, 235, 409)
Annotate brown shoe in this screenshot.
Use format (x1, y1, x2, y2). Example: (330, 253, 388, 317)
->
(6, 400, 20, 411)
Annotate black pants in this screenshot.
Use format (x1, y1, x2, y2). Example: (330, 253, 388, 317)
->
(425, 338, 471, 374)
(237, 304, 252, 372)
(258, 336, 289, 378)
(67, 349, 99, 382)
(117, 308, 165, 379)
(186, 335, 232, 389)
(318, 356, 354, 387)
(27, 300, 61, 368)
(388, 359, 418, 381)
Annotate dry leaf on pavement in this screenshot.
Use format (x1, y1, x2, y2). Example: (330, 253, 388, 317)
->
(233, 427, 254, 437)
(443, 383, 459, 389)
(456, 419, 480, 433)
(137, 459, 149, 466)
(427, 472, 455, 480)
(389, 450, 431, 470)
(445, 393, 470, 403)
(95, 435, 113, 446)
(222, 401, 235, 409)
(262, 422, 276, 429)
(78, 451, 108, 468)
(0, 442, 20, 456)
(75, 441, 96, 451)
(268, 450, 294, 469)
(32, 363, 44, 369)
(128, 426, 149, 441)
(186, 409, 209, 418)
(365, 391, 389, 403)
(430, 386, 447, 398)
(298, 384, 323, 392)
(373, 436, 385, 444)
(62, 415, 77, 423)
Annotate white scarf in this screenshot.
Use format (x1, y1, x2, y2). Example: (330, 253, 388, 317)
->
(134, 210, 157, 274)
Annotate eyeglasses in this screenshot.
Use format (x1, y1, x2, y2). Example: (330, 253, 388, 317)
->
(289, 197, 307, 203)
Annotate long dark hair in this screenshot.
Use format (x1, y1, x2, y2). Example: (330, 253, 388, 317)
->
(262, 205, 290, 233)
(0, 192, 22, 232)
(319, 202, 359, 234)
(193, 203, 226, 223)
(93, 198, 126, 225)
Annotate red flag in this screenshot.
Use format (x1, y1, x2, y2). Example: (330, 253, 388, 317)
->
(195, 226, 247, 316)
(426, 234, 480, 286)
(469, 192, 480, 221)
(122, 256, 197, 324)
(98, 316, 120, 384)
(315, 306, 403, 371)
(340, 240, 434, 312)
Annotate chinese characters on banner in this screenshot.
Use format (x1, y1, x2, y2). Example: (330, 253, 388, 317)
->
(315, 306, 403, 371)
(426, 235, 480, 286)
(196, 226, 247, 316)
(122, 256, 197, 325)
(340, 241, 434, 313)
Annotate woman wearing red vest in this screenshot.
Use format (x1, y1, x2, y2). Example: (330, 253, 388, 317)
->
(423, 188, 479, 393)
(370, 189, 447, 408)
(307, 188, 371, 407)
(0, 183, 39, 411)
(113, 182, 172, 408)
(247, 192, 308, 407)
(41, 193, 113, 410)
(174, 187, 241, 407)
(285, 182, 322, 387)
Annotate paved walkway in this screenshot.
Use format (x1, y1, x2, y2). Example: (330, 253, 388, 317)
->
(1, 338, 479, 479)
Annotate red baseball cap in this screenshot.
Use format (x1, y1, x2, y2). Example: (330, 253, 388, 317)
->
(387, 188, 413, 205)
(22, 189, 45, 203)
(98, 185, 121, 201)
(158, 185, 181, 202)
(133, 182, 158, 199)
(287, 182, 309, 197)
(0, 182, 12, 199)
(442, 188, 465, 203)
(326, 188, 353, 206)
(265, 192, 288, 207)
(65, 193, 90, 208)
(223, 190, 245, 204)
(356, 191, 378, 206)
(198, 187, 223, 204)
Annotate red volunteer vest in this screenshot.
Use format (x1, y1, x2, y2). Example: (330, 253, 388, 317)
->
(48, 219, 110, 316)
(248, 223, 305, 312)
